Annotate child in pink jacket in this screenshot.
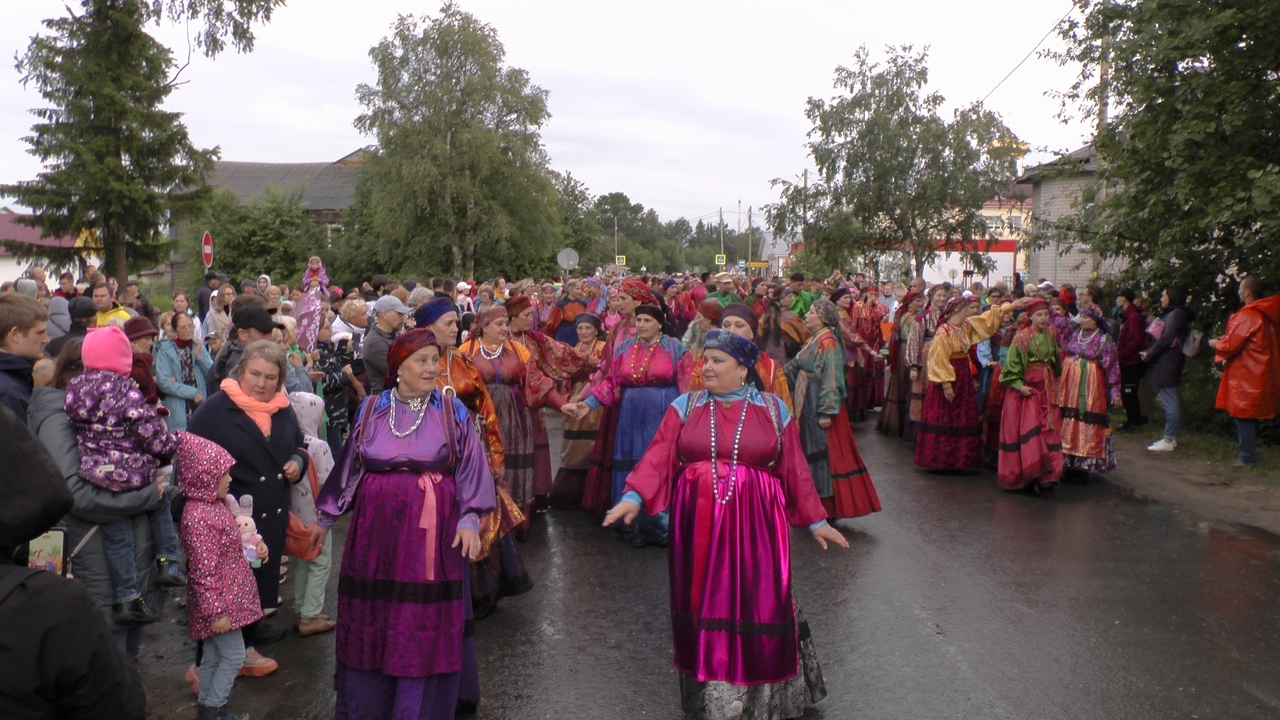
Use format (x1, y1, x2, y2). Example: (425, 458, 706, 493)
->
(176, 431, 262, 720)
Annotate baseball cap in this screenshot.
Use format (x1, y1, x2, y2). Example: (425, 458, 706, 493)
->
(373, 295, 411, 314)
(232, 304, 284, 334)
(456, 281, 471, 291)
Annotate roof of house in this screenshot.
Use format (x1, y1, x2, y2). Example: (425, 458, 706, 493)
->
(1017, 145, 1099, 184)
(0, 208, 78, 257)
(207, 151, 368, 212)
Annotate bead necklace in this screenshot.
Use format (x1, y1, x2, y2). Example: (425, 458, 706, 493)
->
(708, 390, 748, 504)
(389, 388, 429, 438)
(478, 339, 503, 360)
(630, 337, 660, 382)
(1078, 328, 1099, 345)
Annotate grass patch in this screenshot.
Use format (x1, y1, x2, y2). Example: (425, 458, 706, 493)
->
(1117, 413, 1280, 484)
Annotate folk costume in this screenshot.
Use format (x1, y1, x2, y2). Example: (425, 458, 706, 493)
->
(1057, 306, 1121, 475)
(997, 301, 1064, 491)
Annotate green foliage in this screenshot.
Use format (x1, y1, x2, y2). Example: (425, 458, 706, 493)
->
(176, 187, 324, 290)
(1, 0, 218, 282)
(1044, 0, 1280, 333)
(343, 3, 564, 281)
(767, 46, 1024, 279)
(139, 0, 284, 57)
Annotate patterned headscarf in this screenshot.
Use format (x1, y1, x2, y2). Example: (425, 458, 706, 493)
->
(621, 279, 658, 306)
(942, 296, 977, 320)
(703, 329, 764, 392)
(1078, 303, 1110, 335)
(810, 298, 842, 333)
(474, 305, 508, 331)
(386, 328, 440, 387)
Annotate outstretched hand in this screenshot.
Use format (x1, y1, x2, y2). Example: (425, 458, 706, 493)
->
(812, 523, 849, 550)
(603, 500, 640, 528)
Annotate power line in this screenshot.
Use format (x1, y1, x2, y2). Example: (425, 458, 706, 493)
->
(980, 3, 1077, 106)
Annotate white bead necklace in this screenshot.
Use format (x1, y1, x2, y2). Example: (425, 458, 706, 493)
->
(478, 340, 503, 360)
(708, 389, 748, 505)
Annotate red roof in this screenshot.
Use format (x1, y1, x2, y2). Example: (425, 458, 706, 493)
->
(0, 208, 78, 257)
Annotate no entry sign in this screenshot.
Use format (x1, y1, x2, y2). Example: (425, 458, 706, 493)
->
(201, 231, 213, 268)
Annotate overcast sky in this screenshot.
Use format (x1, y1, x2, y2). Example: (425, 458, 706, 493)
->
(1, 0, 1091, 230)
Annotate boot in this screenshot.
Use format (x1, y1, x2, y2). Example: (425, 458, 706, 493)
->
(112, 598, 159, 625)
(156, 559, 187, 588)
(196, 703, 250, 720)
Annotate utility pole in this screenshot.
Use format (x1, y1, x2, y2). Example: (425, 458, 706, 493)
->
(613, 214, 618, 259)
(746, 206, 753, 277)
(719, 208, 725, 255)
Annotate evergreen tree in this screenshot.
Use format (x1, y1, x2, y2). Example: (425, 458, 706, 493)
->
(2, 0, 218, 281)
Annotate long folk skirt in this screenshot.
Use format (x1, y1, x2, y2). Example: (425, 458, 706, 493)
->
(486, 381, 543, 508)
(611, 384, 679, 543)
(797, 374, 881, 520)
(469, 488, 532, 620)
(914, 356, 983, 471)
(334, 470, 479, 719)
(551, 378, 603, 508)
(997, 366, 1064, 490)
(845, 364, 870, 423)
(876, 356, 910, 437)
(581, 404, 618, 514)
(1059, 357, 1117, 474)
(982, 362, 1006, 468)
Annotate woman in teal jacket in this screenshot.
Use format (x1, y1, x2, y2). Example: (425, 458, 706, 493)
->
(154, 312, 213, 431)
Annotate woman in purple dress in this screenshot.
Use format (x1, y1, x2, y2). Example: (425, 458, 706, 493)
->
(316, 328, 496, 719)
(292, 256, 328, 354)
(605, 330, 848, 719)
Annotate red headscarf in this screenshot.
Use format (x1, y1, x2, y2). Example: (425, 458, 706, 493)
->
(621, 279, 657, 306)
(894, 291, 921, 322)
(504, 295, 532, 318)
(386, 328, 440, 387)
(474, 305, 508, 331)
(697, 300, 723, 325)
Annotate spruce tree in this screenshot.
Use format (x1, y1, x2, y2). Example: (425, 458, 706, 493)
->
(2, 0, 217, 281)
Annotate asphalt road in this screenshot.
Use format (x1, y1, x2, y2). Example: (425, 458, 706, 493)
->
(143, 412, 1280, 719)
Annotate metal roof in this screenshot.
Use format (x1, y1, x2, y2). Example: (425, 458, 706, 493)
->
(207, 157, 363, 212)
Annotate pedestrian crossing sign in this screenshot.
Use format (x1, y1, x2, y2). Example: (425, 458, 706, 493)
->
(615, 255, 627, 266)
(715, 254, 727, 266)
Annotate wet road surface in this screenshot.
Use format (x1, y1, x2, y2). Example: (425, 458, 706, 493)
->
(144, 414, 1280, 719)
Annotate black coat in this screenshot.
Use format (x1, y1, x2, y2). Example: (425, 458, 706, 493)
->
(1147, 307, 1189, 388)
(187, 390, 307, 610)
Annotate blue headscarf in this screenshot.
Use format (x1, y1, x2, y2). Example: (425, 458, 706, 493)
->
(704, 329, 764, 392)
(414, 296, 457, 329)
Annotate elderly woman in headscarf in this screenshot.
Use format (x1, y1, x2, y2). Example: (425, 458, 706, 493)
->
(566, 298, 687, 547)
(831, 286, 874, 423)
(550, 312, 608, 507)
(316, 328, 496, 718)
(575, 278, 654, 514)
(914, 295, 1028, 472)
(784, 299, 881, 521)
(760, 286, 811, 365)
(904, 284, 949, 441)
(458, 305, 573, 530)
(998, 298, 1064, 494)
(415, 297, 530, 619)
(678, 300, 723, 389)
(545, 280, 591, 345)
(604, 330, 846, 720)
(1057, 303, 1121, 477)
(877, 290, 922, 437)
(714, 302, 793, 412)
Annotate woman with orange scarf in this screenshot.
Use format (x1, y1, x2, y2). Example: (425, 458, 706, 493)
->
(997, 299, 1064, 494)
(188, 340, 309, 675)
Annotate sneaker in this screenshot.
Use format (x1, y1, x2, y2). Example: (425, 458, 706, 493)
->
(1231, 459, 1255, 469)
(297, 616, 337, 637)
(1147, 438, 1177, 452)
(237, 648, 279, 677)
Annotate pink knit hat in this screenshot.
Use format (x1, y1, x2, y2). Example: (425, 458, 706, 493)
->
(81, 326, 133, 376)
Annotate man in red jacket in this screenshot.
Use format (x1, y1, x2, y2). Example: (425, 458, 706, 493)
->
(1209, 277, 1280, 467)
(1115, 288, 1149, 431)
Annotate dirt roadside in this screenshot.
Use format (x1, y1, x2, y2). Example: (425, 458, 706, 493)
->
(1102, 433, 1280, 536)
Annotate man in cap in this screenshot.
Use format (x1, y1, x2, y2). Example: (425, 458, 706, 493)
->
(46, 296, 98, 358)
(0, 403, 147, 719)
(363, 295, 412, 395)
(205, 304, 284, 390)
(196, 271, 220, 319)
(707, 272, 740, 307)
